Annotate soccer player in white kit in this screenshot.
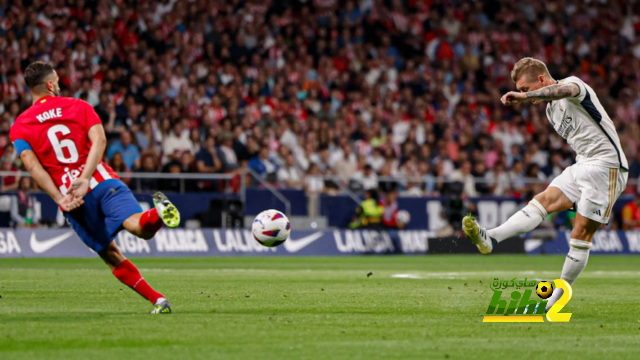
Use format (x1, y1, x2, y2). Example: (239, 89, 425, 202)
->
(462, 58, 628, 310)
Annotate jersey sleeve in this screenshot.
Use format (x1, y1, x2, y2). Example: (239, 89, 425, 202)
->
(9, 123, 33, 156)
(561, 76, 587, 102)
(82, 99, 102, 128)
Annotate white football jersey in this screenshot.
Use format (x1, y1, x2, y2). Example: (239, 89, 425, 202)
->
(545, 76, 628, 171)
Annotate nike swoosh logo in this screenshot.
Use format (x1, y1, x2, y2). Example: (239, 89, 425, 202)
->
(30, 232, 74, 254)
(283, 232, 324, 253)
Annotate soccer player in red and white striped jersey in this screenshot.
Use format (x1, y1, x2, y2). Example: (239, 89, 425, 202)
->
(10, 61, 181, 314)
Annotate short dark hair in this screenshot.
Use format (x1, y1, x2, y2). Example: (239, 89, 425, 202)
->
(24, 61, 55, 90)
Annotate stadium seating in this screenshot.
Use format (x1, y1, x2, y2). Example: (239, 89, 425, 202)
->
(1, 0, 639, 208)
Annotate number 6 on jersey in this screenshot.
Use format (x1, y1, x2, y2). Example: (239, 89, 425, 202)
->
(47, 124, 79, 164)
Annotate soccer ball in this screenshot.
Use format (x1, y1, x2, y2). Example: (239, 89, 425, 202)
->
(252, 209, 291, 247)
(536, 281, 554, 299)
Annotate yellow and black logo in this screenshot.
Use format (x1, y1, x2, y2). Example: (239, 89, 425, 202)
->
(535, 281, 554, 299)
(483, 278, 572, 323)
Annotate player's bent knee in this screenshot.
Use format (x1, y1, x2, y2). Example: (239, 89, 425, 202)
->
(571, 215, 602, 241)
(571, 226, 596, 241)
(122, 213, 150, 239)
(535, 188, 572, 214)
(533, 192, 553, 212)
(125, 225, 154, 240)
(138, 230, 154, 240)
(124, 222, 155, 240)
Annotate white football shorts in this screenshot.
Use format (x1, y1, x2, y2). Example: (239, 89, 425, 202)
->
(548, 163, 628, 224)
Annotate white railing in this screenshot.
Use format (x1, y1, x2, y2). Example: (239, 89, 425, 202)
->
(0, 171, 245, 202)
(1, 170, 636, 209)
(246, 168, 292, 215)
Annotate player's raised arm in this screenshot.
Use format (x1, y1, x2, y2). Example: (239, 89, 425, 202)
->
(20, 150, 83, 211)
(524, 83, 580, 101)
(501, 83, 580, 106)
(501, 57, 582, 106)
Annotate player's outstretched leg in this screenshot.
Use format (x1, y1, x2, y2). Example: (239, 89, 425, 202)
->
(152, 191, 181, 228)
(123, 191, 181, 239)
(463, 187, 572, 254)
(100, 241, 172, 314)
(462, 198, 547, 254)
(462, 214, 494, 254)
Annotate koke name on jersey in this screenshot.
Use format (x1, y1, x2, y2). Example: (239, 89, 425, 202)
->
(36, 108, 62, 122)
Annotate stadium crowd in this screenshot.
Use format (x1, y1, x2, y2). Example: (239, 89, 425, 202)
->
(1, 0, 640, 203)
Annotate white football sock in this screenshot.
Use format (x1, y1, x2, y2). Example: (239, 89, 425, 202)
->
(545, 239, 592, 310)
(487, 199, 548, 242)
(154, 297, 166, 305)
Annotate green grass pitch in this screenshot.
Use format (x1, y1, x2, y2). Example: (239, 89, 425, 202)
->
(1, 255, 639, 359)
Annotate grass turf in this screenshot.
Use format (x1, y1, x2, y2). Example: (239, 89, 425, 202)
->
(0, 255, 639, 359)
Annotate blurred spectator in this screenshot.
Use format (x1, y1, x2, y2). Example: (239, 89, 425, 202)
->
(509, 161, 526, 197)
(333, 144, 358, 183)
(196, 136, 223, 175)
(1, 70, 22, 102)
(109, 152, 130, 185)
(486, 162, 511, 196)
(353, 164, 378, 191)
(249, 147, 278, 182)
(74, 79, 99, 107)
(400, 181, 423, 197)
(180, 152, 198, 192)
(368, 148, 386, 173)
(621, 197, 640, 230)
(162, 122, 194, 165)
(349, 189, 384, 229)
(382, 189, 400, 228)
(420, 162, 437, 196)
(278, 153, 304, 189)
(161, 160, 182, 193)
(0, 155, 19, 192)
(629, 153, 640, 179)
(10, 177, 39, 228)
(94, 93, 116, 131)
(133, 153, 159, 192)
(135, 122, 156, 153)
(107, 131, 140, 170)
(1, 0, 637, 197)
(449, 160, 477, 197)
(543, 152, 565, 179)
(218, 132, 239, 172)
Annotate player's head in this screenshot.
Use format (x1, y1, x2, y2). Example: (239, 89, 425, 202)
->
(510, 57, 553, 104)
(24, 61, 60, 97)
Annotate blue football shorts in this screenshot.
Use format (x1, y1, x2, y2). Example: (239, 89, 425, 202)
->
(64, 179, 143, 253)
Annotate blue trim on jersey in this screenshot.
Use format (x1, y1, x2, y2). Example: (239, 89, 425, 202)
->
(580, 92, 628, 171)
(13, 139, 32, 156)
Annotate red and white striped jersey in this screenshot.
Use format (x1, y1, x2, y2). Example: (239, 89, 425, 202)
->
(10, 96, 119, 196)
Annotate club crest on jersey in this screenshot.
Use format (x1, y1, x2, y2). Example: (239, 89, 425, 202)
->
(36, 108, 62, 123)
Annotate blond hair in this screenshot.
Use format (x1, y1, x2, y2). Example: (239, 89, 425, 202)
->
(510, 57, 550, 83)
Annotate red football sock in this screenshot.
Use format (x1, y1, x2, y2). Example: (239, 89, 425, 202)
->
(112, 260, 164, 304)
(139, 208, 163, 234)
